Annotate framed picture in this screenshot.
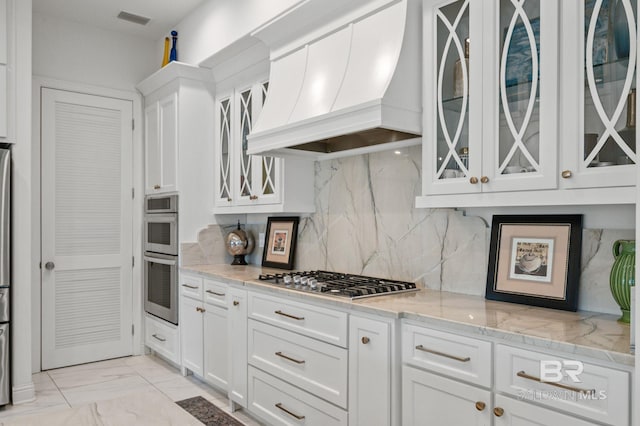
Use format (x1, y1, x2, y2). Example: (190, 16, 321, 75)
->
(261, 216, 299, 270)
(485, 215, 583, 311)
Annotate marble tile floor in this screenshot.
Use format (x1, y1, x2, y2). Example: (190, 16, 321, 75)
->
(0, 355, 262, 425)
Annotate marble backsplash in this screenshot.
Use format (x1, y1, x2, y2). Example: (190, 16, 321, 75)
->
(182, 146, 633, 315)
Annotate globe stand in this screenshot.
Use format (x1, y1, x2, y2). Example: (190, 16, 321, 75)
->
(232, 254, 248, 266)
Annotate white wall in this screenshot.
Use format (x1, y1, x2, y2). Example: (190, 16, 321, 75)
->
(158, 0, 302, 65)
(33, 12, 157, 91)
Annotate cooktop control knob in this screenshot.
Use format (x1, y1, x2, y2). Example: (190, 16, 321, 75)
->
(283, 275, 292, 285)
(308, 279, 318, 289)
(300, 277, 309, 286)
(293, 275, 301, 285)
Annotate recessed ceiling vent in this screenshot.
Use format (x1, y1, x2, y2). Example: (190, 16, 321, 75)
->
(117, 11, 151, 26)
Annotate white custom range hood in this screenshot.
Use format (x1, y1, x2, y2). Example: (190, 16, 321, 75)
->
(247, 0, 421, 159)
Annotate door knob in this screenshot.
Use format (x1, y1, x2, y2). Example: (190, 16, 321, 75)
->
(45, 262, 55, 270)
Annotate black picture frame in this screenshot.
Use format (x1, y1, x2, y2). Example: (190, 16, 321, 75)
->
(485, 214, 583, 311)
(261, 216, 299, 270)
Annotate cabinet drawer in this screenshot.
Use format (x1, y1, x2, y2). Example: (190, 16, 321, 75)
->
(248, 320, 348, 408)
(248, 366, 348, 426)
(495, 345, 629, 426)
(203, 279, 227, 307)
(494, 394, 598, 426)
(248, 292, 348, 347)
(145, 314, 179, 364)
(180, 273, 203, 299)
(402, 323, 492, 387)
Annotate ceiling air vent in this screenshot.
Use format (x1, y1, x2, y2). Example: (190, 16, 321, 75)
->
(117, 11, 151, 26)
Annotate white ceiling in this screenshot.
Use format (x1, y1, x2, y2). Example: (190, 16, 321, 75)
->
(32, 0, 206, 40)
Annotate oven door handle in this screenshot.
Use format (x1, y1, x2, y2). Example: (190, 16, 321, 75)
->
(143, 256, 177, 266)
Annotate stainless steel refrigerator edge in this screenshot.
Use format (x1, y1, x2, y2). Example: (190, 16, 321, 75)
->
(0, 148, 10, 405)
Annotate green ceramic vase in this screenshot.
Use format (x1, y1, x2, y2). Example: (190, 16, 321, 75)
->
(610, 240, 635, 323)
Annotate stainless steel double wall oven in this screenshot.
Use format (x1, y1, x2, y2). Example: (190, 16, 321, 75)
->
(143, 194, 178, 324)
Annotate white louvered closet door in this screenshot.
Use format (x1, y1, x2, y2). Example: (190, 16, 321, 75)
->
(41, 88, 133, 370)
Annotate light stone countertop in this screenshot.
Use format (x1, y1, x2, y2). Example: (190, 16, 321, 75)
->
(181, 264, 634, 367)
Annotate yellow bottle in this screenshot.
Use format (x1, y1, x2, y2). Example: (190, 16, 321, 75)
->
(162, 37, 170, 67)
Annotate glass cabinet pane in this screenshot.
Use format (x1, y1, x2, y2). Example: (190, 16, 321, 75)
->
(260, 82, 276, 195)
(218, 98, 231, 200)
(498, 0, 541, 175)
(239, 88, 253, 197)
(435, 0, 470, 180)
(584, 0, 637, 169)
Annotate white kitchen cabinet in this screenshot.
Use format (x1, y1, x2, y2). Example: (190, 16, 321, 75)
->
(204, 304, 229, 390)
(137, 62, 214, 244)
(493, 394, 598, 426)
(418, 0, 637, 208)
(180, 295, 204, 376)
(0, 0, 10, 141)
(214, 81, 315, 214)
(349, 315, 392, 426)
(422, 0, 558, 198)
(228, 287, 247, 409)
(560, 0, 637, 190)
(144, 313, 180, 365)
(402, 366, 491, 426)
(144, 93, 177, 194)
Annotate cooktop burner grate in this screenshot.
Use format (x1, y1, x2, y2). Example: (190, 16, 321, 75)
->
(257, 270, 419, 299)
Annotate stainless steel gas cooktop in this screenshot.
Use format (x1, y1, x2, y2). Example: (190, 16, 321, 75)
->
(257, 270, 419, 300)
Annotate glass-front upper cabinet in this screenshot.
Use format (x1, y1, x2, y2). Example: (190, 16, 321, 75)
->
(561, 0, 637, 189)
(423, 0, 483, 195)
(215, 80, 282, 209)
(423, 0, 558, 195)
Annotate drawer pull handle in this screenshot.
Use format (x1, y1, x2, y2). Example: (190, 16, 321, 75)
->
(275, 403, 305, 420)
(517, 371, 595, 395)
(493, 407, 504, 417)
(182, 284, 199, 289)
(196, 306, 205, 313)
(415, 345, 470, 362)
(151, 334, 166, 342)
(275, 351, 305, 364)
(275, 310, 305, 321)
(475, 401, 486, 411)
(206, 290, 225, 296)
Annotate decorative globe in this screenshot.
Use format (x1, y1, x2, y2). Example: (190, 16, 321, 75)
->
(226, 223, 254, 265)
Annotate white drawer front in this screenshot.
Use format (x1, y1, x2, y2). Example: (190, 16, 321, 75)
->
(248, 320, 348, 408)
(402, 323, 492, 387)
(248, 366, 348, 426)
(495, 345, 629, 426)
(203, 279, 227, 307)
(248, 292, 348, 347)
(145, 314, 179, 364)
(180, 273, 203, 300)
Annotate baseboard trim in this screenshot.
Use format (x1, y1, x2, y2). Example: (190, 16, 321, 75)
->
(12, 381, 36, 405)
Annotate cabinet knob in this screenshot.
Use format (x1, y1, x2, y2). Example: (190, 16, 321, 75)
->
(475, 401, 486, 411)
(249, 195, 258, 200)
(480, 176, 489, 184)
(196, 306, 205, 313)
(227, 197, 232, 202)
(361, 336, 370, 344)
(469, 177, 479, 184)
(154, 184, 161, 190)
(233, 300, 239, 306)
(493, 407, 504, 417)
(561, 170, 572, 179)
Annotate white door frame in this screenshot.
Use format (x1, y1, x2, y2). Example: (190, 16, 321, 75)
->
(32, 76, 144, 373)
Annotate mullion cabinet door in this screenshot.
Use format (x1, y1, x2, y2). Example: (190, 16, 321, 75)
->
(481, 0, 558, 192)
(560, 0, 637, 189)
(214, 95, 234, 207)
(424, 0, 484, 195)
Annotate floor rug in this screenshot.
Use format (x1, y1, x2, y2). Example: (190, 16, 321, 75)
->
(176, 396, 245, 426)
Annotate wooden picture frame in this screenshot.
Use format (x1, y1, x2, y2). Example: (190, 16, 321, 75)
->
(261, 216, 299, 270)
(485, 214, 583, 311)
